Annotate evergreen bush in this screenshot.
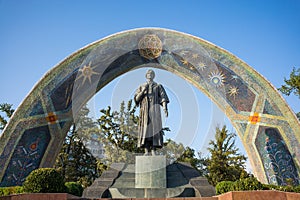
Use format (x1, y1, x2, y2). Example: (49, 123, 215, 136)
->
(216, 181, 235, 194)
(0, 187, 9, 196)
(65, 182, 83, 197)
(216, 176, 300, 195)
(262, 184, 278, 190)
(235, 177, 263, 191)
(23, 168, 66, 193)
(294, 185, 300, 193)
(0, 186, 24, 196)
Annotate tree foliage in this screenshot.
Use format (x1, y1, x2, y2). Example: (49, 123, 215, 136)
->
(54, 105, 100, 188)
(158, 139, 185, 163)
(278, 67, 300, 98)
(206, 125, 248, 186)
(97, 100, 143, 164)
(215, 176, 263, 194)
(0, 186, 24, 196)
(23, 168, 65, 193)
(73, 105, 98, 143)
(0, 103, 14, 130)
(54, 124, 99, 188)
(278, 67, 300, 120)
(179, 148, 208, 176)
(157, 139, 208, 175)
(65, 182, 84, 197)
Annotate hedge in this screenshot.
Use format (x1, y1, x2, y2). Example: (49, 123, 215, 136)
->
(23, 168, 66, 193)
(0, 182, 84, 197)
(0, 169, 86, 197)
(215, 181, 235, 194)
(216, 177, 300, 195)
(65, 182, 83, 197)
(0, 186, 24, 196)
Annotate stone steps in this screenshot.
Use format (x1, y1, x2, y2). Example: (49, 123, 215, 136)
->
(82, 163, 125, 198)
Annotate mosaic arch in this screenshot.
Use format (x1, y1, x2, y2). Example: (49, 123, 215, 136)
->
(0, 28, 300, 186)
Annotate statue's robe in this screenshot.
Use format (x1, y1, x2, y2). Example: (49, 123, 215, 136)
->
(134, 81, 169, 148)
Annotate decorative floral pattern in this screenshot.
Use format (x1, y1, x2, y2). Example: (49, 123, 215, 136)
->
(264, 128, 299, 185)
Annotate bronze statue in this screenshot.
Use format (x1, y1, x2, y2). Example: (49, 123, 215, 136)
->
(134, 69, 169, 155)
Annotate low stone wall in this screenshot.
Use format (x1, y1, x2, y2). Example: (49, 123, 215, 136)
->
(0, 193, 81, 200)
(1, 191, 300, 200)
(217, 190, 300, 200)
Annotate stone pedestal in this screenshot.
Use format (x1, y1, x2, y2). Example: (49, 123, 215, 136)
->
(135, 155, 166, 188)
(84, 161, 215, 198)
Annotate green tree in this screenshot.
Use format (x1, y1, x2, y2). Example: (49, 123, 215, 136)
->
(23, 168, 65, 193)
(54, 124, 99, 188)
(0, 103, 14, 130)
(54, 105, 100, 188)
(158, 139, 185, 163)
(158, 139, 208, 175)
(278, 67, 300, 97)
(174, 146, 207, 176)
(97, 100, 143, 164)
(74, 105, 98, 143)
(206, 125, 248, 186)
(278, 67, 300, 120)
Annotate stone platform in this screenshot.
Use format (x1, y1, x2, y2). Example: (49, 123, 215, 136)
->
(82, 161, 215, 199)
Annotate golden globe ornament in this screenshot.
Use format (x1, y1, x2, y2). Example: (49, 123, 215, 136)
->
(138, 34, 163, 60)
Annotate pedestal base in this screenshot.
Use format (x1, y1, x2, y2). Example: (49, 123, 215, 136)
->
(83, 161, 216, 198)
(135, 155, 166, 188)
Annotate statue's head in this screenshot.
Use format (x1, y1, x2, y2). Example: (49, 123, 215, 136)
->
(145, 69, 155, 80)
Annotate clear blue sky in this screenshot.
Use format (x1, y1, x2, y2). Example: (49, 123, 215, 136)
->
(0, 0, 300, 170)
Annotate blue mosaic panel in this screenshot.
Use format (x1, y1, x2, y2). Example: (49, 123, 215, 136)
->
(263, 100, 283, 116)
(256, 126, 299, 185)
(215, 62, 256, 113)
(170, 51, 204, 77)
(0, 126, 51, 186)
(50, 72, 77, 112)
(28, 100, 44, 117)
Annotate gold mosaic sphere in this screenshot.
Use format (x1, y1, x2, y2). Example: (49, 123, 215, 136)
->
(138, 34, 162, 60)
